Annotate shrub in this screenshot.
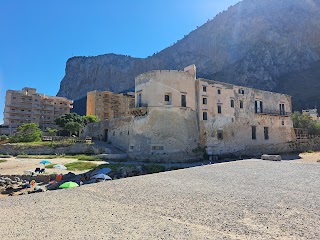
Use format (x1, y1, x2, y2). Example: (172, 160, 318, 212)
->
(144, 164, 165, 173)
(0, 135, 8, 140)
(10, 123, 42, 142)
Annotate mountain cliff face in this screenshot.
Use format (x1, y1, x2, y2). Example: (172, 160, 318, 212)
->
(57, 0, 320, 111)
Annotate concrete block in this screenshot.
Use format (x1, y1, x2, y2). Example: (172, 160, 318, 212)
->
(261, 154, 282, 161)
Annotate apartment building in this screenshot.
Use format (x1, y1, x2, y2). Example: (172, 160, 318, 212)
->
(2, 87, 73, 134)
(86, 91, 134, 120)
(302, 109, 319, 121)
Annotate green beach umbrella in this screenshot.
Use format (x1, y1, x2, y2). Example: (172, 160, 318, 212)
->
(59, 181, 79, 189)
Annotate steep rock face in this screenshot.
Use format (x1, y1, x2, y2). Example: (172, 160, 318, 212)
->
(58, 0, 320, 109)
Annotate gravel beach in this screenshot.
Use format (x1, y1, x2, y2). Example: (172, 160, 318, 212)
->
(0, 159, 319, 239)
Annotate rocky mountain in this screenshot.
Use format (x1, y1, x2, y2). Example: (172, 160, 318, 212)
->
(57, 0, 320, 112)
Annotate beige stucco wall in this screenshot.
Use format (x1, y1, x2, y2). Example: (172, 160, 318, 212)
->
(82, 107, 200, 161)
(135, 68, 197, 110)
(197, 79, 295, 155)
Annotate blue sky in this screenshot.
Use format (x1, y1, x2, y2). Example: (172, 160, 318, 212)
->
(0, 0, 240, 124)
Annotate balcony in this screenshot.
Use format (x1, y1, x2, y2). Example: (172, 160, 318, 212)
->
(255, 109, 291, 117)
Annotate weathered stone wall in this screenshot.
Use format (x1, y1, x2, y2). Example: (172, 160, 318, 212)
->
(135, 69, 197, 110)
(80, 120, 110, 141)
(198, 79, 295, 155)
(82, 107, 200, 161)
(234, 138, 320, 156)
(0, 143, 99, 156)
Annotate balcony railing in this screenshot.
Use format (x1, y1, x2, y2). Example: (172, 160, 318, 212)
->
(255, 109, 291, 116)
(136, 103, 148, 108)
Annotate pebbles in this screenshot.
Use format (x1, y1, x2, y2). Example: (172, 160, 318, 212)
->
(0, 160, 319, 239)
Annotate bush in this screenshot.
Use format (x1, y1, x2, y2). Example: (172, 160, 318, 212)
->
(144, 164, 165, 173)
(10, 123, 42, 143)
(0, 135, 8, 140)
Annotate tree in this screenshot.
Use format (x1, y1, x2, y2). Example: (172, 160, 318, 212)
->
(55, 113, 84, 129)
(55, 113, 99, 136)
(64, 122, 82, 136)
(292, 111, 320, 135)
(10, 123, 42, 142)
(82, 115, 99, 125)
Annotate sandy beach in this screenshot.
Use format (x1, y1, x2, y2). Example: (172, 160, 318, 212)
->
(0, 156, 107, 175)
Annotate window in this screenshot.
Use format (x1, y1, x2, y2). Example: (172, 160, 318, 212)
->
(203, 98, 207, 105)
(264, 127, 269, 140)
(217, 130, 223, 140)
(238, 89, 245, 94)
(240, 100, 243, 109)
(181, 95, 186, 107)
(217, 105, 222, 114)
(279, 104, 285, 115)
(203, 112, 208, 120)
(255, 100, 263, 113)
(282, 120, 285, 126)
(231, 99, 234, 108)
(203, 86, 207, 92)
(252, 126, 257, 140)
(164, 93, 172, 105)
(217, 89, 221, 94)
(137, 93, 142, 107)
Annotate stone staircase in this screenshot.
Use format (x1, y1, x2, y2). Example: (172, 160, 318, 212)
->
(93, 141, 128, 160)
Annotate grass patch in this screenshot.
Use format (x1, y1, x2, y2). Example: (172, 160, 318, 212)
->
(305, 150, 315, 153)
(63, 154, 101, 161)
(45, 163, 56, 169)
(16, 155, 58, 159)
(64, 161, 98, 171)
(0, 159, 7, 163)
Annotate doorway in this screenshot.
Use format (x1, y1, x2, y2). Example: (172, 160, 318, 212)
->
(104, 129, 108, 142)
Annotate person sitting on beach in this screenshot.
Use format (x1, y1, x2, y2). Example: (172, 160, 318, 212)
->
(56, 174, 63, 181)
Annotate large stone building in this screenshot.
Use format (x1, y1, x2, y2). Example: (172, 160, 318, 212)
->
(81, 65, 295, 160)
(1, 87, 73, 135)
(86, 91, 134, 121)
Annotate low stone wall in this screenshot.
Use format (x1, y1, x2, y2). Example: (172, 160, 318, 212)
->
(229, 138, 320, 157)
(0, 143, 103, 156)
(0, 174, 55, 184)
